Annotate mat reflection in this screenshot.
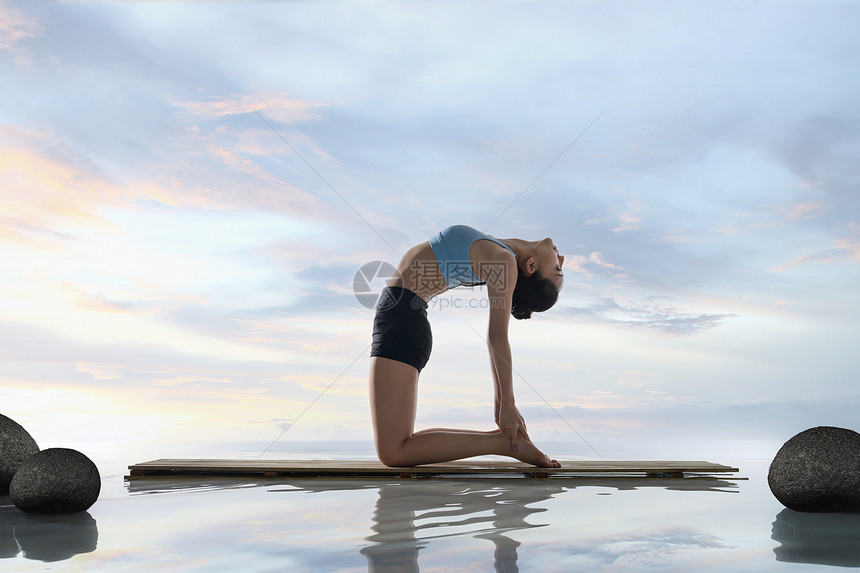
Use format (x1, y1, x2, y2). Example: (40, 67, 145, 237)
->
(0, 503, 98, 563)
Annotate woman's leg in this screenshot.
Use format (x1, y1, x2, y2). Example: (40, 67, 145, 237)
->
(369, 357, 558, 467)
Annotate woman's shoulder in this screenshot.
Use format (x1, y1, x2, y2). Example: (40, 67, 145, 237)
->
(471, 235, 516, 261)
(471, 238, 517, 290)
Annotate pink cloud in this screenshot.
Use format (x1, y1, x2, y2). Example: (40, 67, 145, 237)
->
(0, 3, 42, 53)
(566, 251, 629, 280)
(0, 126, 140, 245)
(585, 189, 645, 233)
(781, 201, 826, 223)
(172, 93, 326, 124)
(0, 117, 331, 247)
(771, 238, 860, 271)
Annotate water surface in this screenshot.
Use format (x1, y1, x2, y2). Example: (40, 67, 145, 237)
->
(1, 446, 857, 571)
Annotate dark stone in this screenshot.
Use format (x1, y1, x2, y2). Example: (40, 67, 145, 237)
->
(0, 414, 40, 493)
(9, 448, 101, 514)
(768, 426, 860, 513)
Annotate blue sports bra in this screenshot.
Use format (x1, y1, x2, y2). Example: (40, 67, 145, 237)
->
(429, 225, 516, 288)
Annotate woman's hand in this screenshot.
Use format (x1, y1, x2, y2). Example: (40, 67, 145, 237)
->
(497, 402, 529, 452)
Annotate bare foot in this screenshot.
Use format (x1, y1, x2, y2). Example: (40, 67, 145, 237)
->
(509, 434, 561, 468)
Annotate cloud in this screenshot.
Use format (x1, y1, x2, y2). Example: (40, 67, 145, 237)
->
(172, 93, 326, 124)
(0, 125, 264, 245)
(2, 12, 347, 221)
(584, 189, 645, 233)
(564, 252, 629, 281)
(542, 527, 728, 569)
(781, 201, 826, 224)
(771, 238, 860, 271)
(74, 361, 123, 381)
(1, 1, 857, 452)
(778, 115, 860, 197)
(0, 125, 133, 243)
(520, 394, 860, 449)
(149, 95, 354, 222)
(560, 296, 735, 335)
(0, 2, 42, 53)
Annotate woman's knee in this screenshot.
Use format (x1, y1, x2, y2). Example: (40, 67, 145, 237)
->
(375, 437, 410, 467)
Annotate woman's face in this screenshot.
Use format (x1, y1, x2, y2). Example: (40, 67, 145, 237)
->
(534, 237, 564, 290)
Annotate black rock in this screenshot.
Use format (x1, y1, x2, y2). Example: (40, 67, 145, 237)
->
(768, 426, 860, 513)
(9, 448, 101, 514)
(0, 414, 40, 493)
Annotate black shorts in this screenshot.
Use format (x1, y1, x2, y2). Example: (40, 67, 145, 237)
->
(370, 286, 432, 372)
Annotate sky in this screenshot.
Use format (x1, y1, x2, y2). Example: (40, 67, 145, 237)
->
(1, 0, 858, 461)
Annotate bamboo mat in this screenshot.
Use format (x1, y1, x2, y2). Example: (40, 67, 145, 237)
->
(127, 459, 739, 479)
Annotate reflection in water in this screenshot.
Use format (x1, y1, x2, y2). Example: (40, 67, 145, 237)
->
(124, 474, 740, 572)
(360, 480, 559, 573)
(125, 477, 267, 495)
(128, 475, 555, 572)
(359, 476, 738, 573)
(0, 500, 98, 562)
(771, 508, 860, 568)
(0, 505, 18, 559)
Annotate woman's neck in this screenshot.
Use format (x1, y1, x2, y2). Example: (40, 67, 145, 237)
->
(498, 237, 534, 263)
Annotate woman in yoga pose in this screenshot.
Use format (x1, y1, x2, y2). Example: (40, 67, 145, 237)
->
(369, 225, 564, 468)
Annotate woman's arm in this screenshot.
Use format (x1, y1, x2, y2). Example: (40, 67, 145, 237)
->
(487, 324, 511, 422)
(485, 252, 528, 451)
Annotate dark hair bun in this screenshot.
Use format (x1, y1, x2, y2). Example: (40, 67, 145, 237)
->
(510, 268, 558, 320)
(511, 303, 532, 320)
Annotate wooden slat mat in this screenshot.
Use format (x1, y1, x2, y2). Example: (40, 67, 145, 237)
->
(127, 459, 739, 479)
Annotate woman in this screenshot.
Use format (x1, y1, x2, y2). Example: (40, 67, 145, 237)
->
(369, 225, 564, 468)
